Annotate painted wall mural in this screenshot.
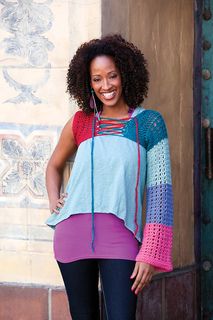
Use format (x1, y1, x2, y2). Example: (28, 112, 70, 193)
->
(0, 0, 54, 104)
(0, 123, 60, 208)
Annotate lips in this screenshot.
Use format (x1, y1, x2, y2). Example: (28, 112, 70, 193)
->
(101, 91, 116, 100)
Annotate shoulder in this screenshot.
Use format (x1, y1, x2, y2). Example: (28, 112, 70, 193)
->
(136, 108, 167, 133)
(72, 110, 93, 129)
(133, 106, 163, 123)
(73, 110, 93, 122)
(72, 110, 94, 146)
(138, 108, 168, 150)
(137, 108, 167, 128)
(137, 108, 165, 123)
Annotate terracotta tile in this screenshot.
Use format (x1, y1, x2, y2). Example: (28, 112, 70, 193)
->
(51, 289, 71, 320)
(136, 279, 162, 320)
(0, 285, 48, 320)
(165, 271, 195, 320)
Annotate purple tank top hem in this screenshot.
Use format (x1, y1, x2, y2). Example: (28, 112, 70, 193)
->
(53, 213, 140, 263)
(55, 255, 137, 264)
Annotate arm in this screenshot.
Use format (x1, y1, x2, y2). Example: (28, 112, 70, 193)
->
(131, 111, 173, 294)
(45, 115, 77, 213)
(135, 112, 173, 271)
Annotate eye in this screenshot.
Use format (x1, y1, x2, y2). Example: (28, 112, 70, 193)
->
(92, 78, 100, 82)
(109, 74, 117, 79)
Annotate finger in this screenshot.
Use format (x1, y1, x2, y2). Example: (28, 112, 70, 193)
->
(135, 282, 146, 295)
(134, 266, 155, 294)
(140, 270, 151, 288)
(57, 199, 65, 205)
(52, 208, 60, 214)
(135, 279, 148, 294)
(134, 270, 149, 294)
(135, 279, 146, 295)
(130, 263, 139, 279)
(131, 268, 144, 292)
(52, 202, 64, 213)
(58, 193, 68, 204)
(61, 193, 68, 199)
(56, 202, 64, 208)
(148, 273, 153, 283)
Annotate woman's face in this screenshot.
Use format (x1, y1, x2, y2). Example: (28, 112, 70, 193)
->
(90, 55, 124, 108)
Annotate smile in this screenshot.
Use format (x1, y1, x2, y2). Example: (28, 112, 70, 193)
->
(101, 91, 116, 100)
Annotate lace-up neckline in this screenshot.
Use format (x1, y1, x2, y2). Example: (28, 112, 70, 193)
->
(95, 108, 134, 136)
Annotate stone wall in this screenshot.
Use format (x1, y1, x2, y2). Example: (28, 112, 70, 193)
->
(0, 0, 101, 288)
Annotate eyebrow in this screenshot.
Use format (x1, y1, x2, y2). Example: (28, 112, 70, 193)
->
(91, 70, 117, 77)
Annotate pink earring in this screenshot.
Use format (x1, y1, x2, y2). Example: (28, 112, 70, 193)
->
(89, 88, 95, 109)
(90, 89, 100, 120)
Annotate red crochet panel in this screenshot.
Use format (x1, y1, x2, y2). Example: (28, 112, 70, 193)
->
(72, 111, 94, 146)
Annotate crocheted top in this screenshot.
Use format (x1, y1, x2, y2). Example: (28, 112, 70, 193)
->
(45, 106, 173, 272)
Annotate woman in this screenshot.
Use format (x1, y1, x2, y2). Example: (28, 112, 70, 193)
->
(45, 34, 173, 320)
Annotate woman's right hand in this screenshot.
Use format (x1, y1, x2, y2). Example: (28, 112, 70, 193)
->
(50, 193, 68, 214)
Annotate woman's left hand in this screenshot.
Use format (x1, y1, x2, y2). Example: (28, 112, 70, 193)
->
(130, 261, 155, 295)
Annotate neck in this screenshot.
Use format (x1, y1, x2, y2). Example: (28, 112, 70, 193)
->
(101, 104, 131, 118)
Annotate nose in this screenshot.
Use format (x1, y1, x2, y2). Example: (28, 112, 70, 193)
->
(101, 78, 111, 90)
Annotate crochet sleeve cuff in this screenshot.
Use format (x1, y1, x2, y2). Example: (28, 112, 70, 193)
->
(135, 111, 173, 272)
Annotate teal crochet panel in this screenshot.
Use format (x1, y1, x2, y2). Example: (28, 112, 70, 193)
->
(123, 110, 168, 151)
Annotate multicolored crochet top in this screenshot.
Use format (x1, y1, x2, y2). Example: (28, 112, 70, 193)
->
(45, 106, 173, 272)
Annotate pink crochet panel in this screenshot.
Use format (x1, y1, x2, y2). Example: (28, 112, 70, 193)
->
(135, 223, 173, 272)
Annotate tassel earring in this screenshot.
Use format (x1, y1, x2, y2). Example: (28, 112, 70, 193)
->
(90, 89, 100, 120)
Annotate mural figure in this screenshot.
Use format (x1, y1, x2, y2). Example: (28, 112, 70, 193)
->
(0, 0, 54, 104)
(1, 136, 51, 198)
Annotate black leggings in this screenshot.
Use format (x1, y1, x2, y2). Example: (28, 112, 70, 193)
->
(57, 259, 137, 320)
